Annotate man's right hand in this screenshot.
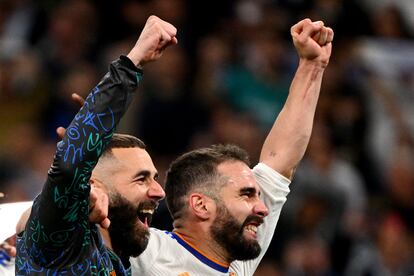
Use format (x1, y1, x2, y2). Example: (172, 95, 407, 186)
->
(127, 15, 178, 68)
(89, 185, 110, 229)
(15, 185, 111, 232)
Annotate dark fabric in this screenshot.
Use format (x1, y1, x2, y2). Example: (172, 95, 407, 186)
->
(16, 56, 142, 275)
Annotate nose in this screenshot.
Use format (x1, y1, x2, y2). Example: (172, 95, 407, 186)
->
(148, 180, 166, 201)
(253, 199, 269, 218)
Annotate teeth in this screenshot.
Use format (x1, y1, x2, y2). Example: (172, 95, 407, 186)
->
(245, 225, 258, 234)
(140, 209, 154, 215)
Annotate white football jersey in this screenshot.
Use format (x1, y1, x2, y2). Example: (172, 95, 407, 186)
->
(131, 163, 291, 276)
(0, 254, 14, 276)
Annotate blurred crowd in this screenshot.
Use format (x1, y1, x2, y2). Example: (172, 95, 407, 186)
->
(1, 0, 413, 275)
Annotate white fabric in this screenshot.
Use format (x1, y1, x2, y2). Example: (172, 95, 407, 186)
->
(0, 201, 32, 242)
(0, 201, 31, 276)
(0, 256, 15, 276)
(130, 162, 290, 276)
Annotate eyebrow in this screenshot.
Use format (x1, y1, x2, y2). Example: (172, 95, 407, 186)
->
(239, 187, 260, 196)
(132, 170, 158, 180)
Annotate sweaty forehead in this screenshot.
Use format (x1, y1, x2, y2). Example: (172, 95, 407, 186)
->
(217, 160, 257, 189)
(110, 147, 156, 172)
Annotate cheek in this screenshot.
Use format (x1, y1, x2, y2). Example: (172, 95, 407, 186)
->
(225, 201, 252, 219)
(123, 185, 148, 203)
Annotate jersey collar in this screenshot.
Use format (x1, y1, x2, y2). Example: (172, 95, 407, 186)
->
(168, 231, 230, 273)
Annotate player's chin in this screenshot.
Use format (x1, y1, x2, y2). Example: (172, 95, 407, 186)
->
(127, 231, 150, 257)
(135, 217, 151, 233)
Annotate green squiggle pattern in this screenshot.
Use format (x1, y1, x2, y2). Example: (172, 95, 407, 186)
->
(16, 56, 142, 275)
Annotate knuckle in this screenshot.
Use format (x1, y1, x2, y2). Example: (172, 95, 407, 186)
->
(297, 36, 306, 45)
(304, 18, 311, 24)
(148, 15, 158, 22)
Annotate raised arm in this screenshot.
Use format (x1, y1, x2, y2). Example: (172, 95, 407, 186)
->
(260, 19, 333, 179)
(20, 15, 177, 266)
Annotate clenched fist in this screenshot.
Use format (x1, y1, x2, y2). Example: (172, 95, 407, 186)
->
(291, 18, 334, 67)
(127, 15, 178, 67)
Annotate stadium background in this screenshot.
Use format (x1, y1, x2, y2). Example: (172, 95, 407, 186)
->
(0, 0, 413, 274)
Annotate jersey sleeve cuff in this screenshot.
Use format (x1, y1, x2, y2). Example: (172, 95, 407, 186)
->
(119, 55, 144, 75)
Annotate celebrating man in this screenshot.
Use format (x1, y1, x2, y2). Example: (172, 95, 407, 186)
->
(16, 15, 177, 275)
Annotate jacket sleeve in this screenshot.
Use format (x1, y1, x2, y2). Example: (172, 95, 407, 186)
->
(23, 56, 142, 266)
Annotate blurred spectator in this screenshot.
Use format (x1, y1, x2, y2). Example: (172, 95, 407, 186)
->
(286, 123, 367, 239)
(283, 235, 333, 276)
(135, 45, 208, 158)
(254, 258, 281, 276)
(1, 1, 414, 274)
(0, 0, 41, 60)
(345, 212, 414, 276)
(363, 0, 414, 35)
(219, 24, 292, 130)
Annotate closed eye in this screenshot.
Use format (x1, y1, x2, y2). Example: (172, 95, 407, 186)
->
(133, 170, 159, 184)
(239, 187, 259, 198)
(133, 171, 150, 182)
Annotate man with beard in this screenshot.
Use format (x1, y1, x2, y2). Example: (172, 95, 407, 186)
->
(15, 15, 176, 275)
(129, 18, 334, 275)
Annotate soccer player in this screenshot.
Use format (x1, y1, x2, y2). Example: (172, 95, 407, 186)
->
(15, 15, 177, 275)
(129, 18, 334, 275)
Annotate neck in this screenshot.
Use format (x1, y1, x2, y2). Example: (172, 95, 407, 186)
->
(173, 226, 231, 266)
(99, 226, 113, 250)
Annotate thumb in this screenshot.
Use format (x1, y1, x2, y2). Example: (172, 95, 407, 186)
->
(56, 127, 66, 139)
(100, 218, 111, 229)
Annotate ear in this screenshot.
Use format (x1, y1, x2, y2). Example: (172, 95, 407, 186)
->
(189, 193, 214, 220)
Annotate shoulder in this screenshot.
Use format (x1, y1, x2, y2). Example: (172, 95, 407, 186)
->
(130, 229, 183, 274)
(252, 163, 291, 189)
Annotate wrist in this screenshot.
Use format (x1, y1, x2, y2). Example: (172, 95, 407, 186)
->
(298, 58, 328, 70)
(126, 51, 144, 69)
(119, 55, 144, 73)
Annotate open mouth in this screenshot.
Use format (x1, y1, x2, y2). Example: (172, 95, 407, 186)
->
(136, 203, 158, 228)
(244, 223, 259, 237)
(242, 216, 264, 239)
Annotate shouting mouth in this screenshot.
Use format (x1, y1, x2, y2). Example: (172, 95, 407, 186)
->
(244, 223, 259, 238)
(242, 216, 264, 239)
(137, 203, 158, 228)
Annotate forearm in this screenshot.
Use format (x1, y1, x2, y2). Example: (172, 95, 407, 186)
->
(260, 59, 326, 179)
(24, 57, 141, 262)
(55, 56, 140, 168)
(47, 56, 141, 215)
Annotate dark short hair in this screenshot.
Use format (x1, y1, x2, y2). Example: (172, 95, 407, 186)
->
(102, 133, 146, 157)
(165, 144, 250, 219)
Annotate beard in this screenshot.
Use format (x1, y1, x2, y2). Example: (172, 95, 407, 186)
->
(107, 192, 152, 258)
(211, 202, 263, 261)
